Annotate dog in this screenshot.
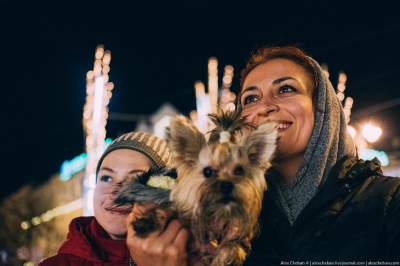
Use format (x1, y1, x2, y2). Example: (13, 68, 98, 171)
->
(115, 109, 277, 266)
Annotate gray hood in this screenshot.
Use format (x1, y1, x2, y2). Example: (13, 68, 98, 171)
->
(268, 57, 357, 225)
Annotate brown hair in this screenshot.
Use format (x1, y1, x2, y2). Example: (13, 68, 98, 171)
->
(239, 46, 318, 99)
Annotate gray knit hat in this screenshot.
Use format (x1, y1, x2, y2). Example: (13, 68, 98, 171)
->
(96, 132, 171, 176)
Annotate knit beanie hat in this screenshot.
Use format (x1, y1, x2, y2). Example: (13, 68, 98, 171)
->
(96, 132, 171, 177)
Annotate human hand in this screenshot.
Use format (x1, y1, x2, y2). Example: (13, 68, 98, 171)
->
(126, 203, 189, 266)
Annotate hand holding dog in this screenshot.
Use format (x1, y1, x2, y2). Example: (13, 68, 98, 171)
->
(126, 203, 190, 266)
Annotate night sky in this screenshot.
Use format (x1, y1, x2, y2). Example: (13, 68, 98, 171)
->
(1, 0, 400, 200)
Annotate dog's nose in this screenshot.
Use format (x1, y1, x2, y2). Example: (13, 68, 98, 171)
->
(219, 181, 234, 195)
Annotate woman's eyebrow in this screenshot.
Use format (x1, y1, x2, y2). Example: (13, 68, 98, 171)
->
(272, 76, 297, 85)
(100, 167, 114, 173)
(241, 86, 258, 94)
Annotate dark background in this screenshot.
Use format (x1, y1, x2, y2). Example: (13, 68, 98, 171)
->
(1, 0, 399, 200)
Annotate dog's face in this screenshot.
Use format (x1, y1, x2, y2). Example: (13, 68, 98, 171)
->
(167, 114, 277, 245)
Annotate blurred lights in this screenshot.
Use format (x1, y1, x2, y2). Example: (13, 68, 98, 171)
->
(347, 125, 356, 139)
(359, 148, 389, 167)
(361, 123, 382, 143)
(59, 139, 112, 182)
(20, 221, 30, 230)
(21, 199, 83, 230)
(208, 57, 218, 113)
(82, 44, 114, 215)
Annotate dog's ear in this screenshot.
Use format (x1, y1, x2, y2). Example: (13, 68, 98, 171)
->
(166, 115, 206, 168)
(243, 122, 277, 170)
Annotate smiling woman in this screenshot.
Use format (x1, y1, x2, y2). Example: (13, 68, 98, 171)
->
(239, 46, 400, 264)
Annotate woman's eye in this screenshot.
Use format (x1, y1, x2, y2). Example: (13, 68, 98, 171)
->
(242, 94, 260, 105)
(278, 85, 296, 94)
(99, 175, 113, 183)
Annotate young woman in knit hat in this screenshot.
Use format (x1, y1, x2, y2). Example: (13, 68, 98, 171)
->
(238, 46, 400, 264)
(39, 131, 189, 266)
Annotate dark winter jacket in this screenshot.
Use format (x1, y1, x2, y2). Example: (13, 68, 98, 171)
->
(245, 156, 400, 265)
(39, 216, 131, 266)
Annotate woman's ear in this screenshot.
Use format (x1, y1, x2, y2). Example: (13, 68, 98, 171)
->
(166, 115, 206, 169)
(243, 122, 278, 170)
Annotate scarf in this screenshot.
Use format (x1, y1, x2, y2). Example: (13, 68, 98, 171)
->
(268, 58, 356, 225)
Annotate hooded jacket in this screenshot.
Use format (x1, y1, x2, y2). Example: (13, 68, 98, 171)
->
(39, 216, 131, 266)
(245, 156, 400, 265)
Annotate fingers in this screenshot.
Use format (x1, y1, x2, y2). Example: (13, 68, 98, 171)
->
(173, 227, 190, 254)
(159, 219, 184, 243)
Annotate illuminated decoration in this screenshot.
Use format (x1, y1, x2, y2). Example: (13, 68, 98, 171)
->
(322, 65, 353, 125)
(343, 97, 353, 124)
(361, 123, 382, 143)
(347, 125, 356, 139)
(193, 59, 236, 133)
(194, 81, 211, 133)
(82, 45, 114, 215)
(59, 138, 112, 181)
(21, 199, 83, 230)
(359, 148, 389, 167)
(221, 65, 234, 90)
(321, 63, 330, 79)
(220, 65, 236, 112)
(208, 57, 218, 113)
(60, 153, 87, 181)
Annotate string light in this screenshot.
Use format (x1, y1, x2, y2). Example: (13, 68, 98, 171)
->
(82, 44, 114, 215)
(208, 57, 218, 113)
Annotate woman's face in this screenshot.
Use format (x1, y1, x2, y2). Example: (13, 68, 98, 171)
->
(240, 58, 315, 161)
(94, 149, 153, 239)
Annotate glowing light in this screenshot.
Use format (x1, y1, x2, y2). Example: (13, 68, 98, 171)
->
(338, 71, 347, 84)
(21, 199, 84, 229)
(95, 45, 105, 60)
(31, 217, 41, 226)
(337, 83, 346, 92)
(82, 45, 114, 215)
(337, 92, 345, 102)
(222, 65, 234, 90)
(194, 81, 205, 97)
(208, 57, 218, 113)
(102, 51, 112, 65)
(347, 125, 356, 139)
(321, 63, 330, 79)
(361, 123, 382, 143)
(359, 148, 389, 166)
(86, 70, 94, 80)
(345, 97, 353, 107)
(60, 153, 87, 181)
(20, 221, 30, 230)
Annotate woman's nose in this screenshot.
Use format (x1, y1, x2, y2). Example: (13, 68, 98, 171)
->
(244, 103, 279, 125)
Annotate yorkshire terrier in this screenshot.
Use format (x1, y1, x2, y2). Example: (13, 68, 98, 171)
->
(115, 109, 277, 266)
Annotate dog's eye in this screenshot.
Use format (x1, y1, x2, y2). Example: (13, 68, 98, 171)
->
(233, 165, 245, 176)
(203, 167, 215, 178)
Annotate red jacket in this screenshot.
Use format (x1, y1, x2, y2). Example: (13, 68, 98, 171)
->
(39, 216, 131, 266)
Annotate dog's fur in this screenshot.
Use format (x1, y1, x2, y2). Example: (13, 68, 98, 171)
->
(116, 109, 277, 266)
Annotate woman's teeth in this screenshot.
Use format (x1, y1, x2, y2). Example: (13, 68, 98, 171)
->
(278, 123, 291, 130)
